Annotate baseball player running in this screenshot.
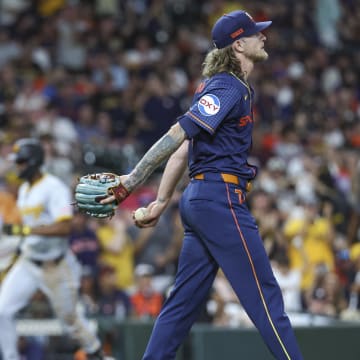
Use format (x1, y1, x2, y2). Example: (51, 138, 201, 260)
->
(81, 9, 303, 360)
(0, 138, 113, 360)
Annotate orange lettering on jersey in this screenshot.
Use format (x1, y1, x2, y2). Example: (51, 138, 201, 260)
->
(195, 82, 205, 93)
(238, 115, 253, 127)
(235, 189, 245, 204)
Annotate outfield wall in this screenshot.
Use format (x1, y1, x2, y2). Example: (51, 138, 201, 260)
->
(96, 319, 360, 360)
(16, 318, 360, 359)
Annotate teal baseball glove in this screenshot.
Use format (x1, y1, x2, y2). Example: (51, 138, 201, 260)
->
(74, 173, 130, 218)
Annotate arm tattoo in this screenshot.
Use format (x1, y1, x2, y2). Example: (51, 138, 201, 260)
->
(124, 124, 186, 191)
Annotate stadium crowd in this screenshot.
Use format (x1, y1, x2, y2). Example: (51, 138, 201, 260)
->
(0, 0, 359, 357)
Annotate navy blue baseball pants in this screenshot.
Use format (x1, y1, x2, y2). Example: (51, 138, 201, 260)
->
(142, 175, 303, 360)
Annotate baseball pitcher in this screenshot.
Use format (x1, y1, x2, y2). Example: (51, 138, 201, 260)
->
(74, 10, 304, 360)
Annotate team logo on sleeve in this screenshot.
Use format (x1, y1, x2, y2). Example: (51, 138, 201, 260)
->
(198, 94, 220, 116)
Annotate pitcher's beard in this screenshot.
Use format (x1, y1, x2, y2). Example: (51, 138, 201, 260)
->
(252, 49, 269, 63)
(244, 46, 269, 63)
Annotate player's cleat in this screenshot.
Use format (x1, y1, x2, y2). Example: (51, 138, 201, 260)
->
(74, 349, 116, 360)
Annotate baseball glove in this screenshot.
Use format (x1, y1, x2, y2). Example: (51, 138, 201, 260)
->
(74, 173, 130, 218)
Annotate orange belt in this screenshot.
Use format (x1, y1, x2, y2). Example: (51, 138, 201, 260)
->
(194, 173, 252, 192)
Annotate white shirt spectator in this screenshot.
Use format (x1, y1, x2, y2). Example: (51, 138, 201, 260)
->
(273, 264, 302, 313)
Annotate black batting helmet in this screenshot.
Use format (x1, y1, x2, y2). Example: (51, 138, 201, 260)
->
(10, 138, 44, 180)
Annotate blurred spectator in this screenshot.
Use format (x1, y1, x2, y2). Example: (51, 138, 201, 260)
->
(333, 233, 353, 295)
(273, 125, 303, 164)
(56, 4, 89, 71)
(124, 177, 183, 280)
(0, 179, 22, 276)
(207, 270, 253, 328)
(74, 103, 100, 145)
(0, 184, 21, 224)
(0, 29, 22, 68)
(96, 210, 136, 291)
(34, 100, 78, 158)
(91, 52, 129, 91)
(347, 244, 360, 312)
(247, 189, 286, 260)
(94, 0, 119, 17)
(305, 267, 348, 317)
(18, 336, 46, 360)
(13, 78, 46, 115)
(69, 211, 100, 276)
(79, 268, 99, 317)
(0, 173, 21, 274)
(18, 292, 53, 360)
(0, 0, 30, 28)
(255, 156, 288, 195)
(130, 263, 163, 320)
(284, 200, 336, 297)
(40, 133, 75, 186)
(129, 201, 183, 293)
(93, 266, 130, 359)
(133, 73, 183, 151)
(20, 290, 53, 319)
(347, 154, 360, 244)
(133, 203, 183, 271)
(149, 204, 183, 276)
(97, 265, 131, 320)
(123, 34, 162, 72)
(315, 0, 342, 49)
(0, 64, 20, 127)
(272, 252, 303, 313)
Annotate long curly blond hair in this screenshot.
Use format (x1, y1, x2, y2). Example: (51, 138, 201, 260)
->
(202, 46, 244, 79)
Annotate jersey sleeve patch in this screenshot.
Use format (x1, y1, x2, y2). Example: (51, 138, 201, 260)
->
(197, 94, 220, 116)
(186, 83, 240, 134)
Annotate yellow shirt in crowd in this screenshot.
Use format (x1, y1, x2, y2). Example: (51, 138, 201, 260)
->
(285, 217, 334, 290)
(96, 225, 135, 291)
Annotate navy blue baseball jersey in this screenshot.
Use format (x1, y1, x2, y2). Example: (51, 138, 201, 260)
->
(178, 72, 257, 179)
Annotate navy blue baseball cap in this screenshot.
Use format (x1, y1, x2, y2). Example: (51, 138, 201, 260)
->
(212, 10, 272, 49)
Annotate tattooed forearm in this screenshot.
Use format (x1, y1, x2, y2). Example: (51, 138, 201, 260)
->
(156, 141, 188, 204)
(123, 123, 187, 191)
